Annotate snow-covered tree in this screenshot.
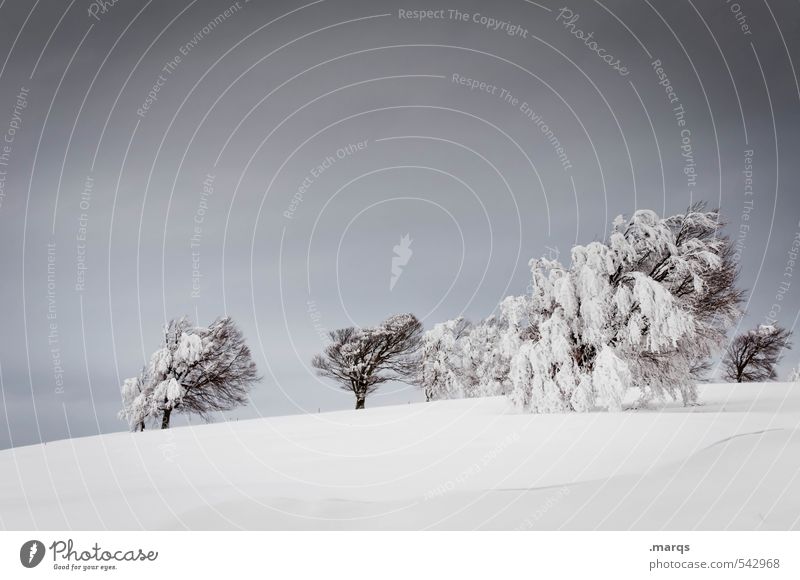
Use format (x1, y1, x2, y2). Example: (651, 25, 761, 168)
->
(312, 313, 422, 409)
(502, 204, 742, 412)
(418, 308, 517, 401)
(461, 314, 512, 398)
(119, 374, 147, 432)
(119, 316, 259, 430)
(418, 317, 470, 401)
(723, 324, 792, 383)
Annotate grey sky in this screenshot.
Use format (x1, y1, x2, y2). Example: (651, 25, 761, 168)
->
(1, 0, 799, 449)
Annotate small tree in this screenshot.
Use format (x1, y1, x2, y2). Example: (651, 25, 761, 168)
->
(119, 316, 259, 429)
(723, 324, 792, 383)
(120, 374, 147, 431)
(312, 313, 422, 409)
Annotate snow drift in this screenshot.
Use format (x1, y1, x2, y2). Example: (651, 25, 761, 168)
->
(1, 382, 799, 530)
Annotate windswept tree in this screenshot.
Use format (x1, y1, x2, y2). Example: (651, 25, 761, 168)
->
(426, 204, 743, 412)
(119, 316, 259, 430)
(312, 313, 422, 409)
(504, 204, 743, 411)
(723, 324, 792, 383)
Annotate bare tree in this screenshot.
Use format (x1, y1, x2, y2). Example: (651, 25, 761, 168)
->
(312, 313, 422, 409)
(723, 324, 792, 383)
(120, 316, 259, 429)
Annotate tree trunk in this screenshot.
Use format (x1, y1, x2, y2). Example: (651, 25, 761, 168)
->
(161, 408, 172, 429)
(355, 394, 366, 410)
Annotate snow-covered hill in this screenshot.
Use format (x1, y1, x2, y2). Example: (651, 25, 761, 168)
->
(2, 382, 799, 530)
